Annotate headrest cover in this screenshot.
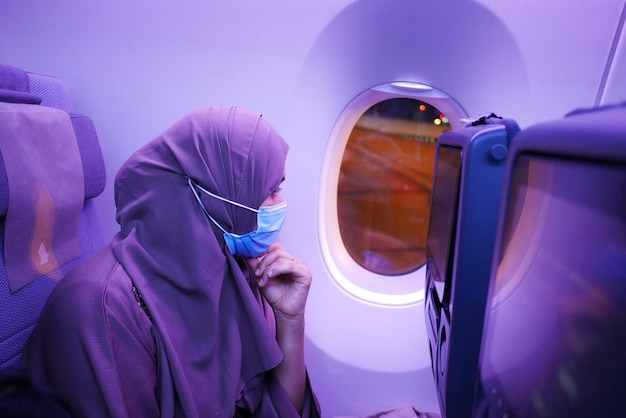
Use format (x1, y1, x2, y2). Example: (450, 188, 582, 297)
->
(0, 112, 106, 216)
(0, 103, 85, 292)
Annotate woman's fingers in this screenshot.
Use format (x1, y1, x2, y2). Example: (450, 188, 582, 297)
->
(249, 244, 302, 282)
(245, 243, 312, 317)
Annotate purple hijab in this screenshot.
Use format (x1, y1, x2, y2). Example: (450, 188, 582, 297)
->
(111, 106, 289, 416)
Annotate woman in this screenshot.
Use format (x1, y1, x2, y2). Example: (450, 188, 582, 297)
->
(22, 106, 320, 417)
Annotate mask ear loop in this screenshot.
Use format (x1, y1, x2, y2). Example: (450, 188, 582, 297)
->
(187, 177, 229, 234)
(190, 178, 259, 213)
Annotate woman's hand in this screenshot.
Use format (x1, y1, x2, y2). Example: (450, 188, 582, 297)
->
(246, 242, 310, 412)
(246, 242, 312, 319)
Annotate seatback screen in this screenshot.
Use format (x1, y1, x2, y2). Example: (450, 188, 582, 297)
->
(477, 154, 626, 417)
(426, 146, 462, 302)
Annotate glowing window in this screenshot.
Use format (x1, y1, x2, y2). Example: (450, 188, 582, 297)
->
(338, 98, 450, 275)
(320, 83, 466, 306)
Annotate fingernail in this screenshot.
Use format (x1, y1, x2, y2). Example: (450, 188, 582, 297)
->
(255, 268, 261, 276)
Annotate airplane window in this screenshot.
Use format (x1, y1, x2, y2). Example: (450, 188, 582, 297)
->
(320, 83, 466, 306)
(338, 98, 451, 275)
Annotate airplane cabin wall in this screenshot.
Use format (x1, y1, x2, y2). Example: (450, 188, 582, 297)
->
(598, 3, 626, 105)
(1, 1, 625, 416)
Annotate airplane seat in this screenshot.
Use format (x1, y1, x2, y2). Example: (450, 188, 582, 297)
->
(0, 64, 106, 369)
(424, 113, 520, 418)
(474, 102, 626, 417)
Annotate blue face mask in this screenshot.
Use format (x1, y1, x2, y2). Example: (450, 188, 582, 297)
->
(188, 178, 287, 257)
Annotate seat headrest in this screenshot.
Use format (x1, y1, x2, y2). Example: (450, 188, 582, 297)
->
(0, 89, 42, 105)
(0, 64, 31, 93)
(0, 65, 43, 105)
(0, 111, 106, 216)
(1, 63, 73, 112)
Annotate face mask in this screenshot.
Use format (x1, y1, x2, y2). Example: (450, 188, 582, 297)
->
(188, 178, 287, 257)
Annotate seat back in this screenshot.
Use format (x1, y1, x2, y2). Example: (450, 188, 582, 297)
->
(424, 114, 520, 417)
(474, 102, 626, 416)
(0, 64, 106, 368)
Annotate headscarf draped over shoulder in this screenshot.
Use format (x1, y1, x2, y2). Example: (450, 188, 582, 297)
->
(111, 106, 289, 417)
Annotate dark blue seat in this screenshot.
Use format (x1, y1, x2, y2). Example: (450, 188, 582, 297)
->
(475, 102, 626, 417)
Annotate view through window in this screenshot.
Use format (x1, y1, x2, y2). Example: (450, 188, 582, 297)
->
(337, 98, 452, 275)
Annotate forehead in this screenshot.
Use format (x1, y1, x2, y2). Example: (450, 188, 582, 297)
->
(272, 171, 286, 189)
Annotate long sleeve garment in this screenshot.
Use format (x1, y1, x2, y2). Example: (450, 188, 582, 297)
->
(22, 245, 320, 418)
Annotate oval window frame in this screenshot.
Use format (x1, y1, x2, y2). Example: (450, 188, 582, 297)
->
(319, 82, 467, 306)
